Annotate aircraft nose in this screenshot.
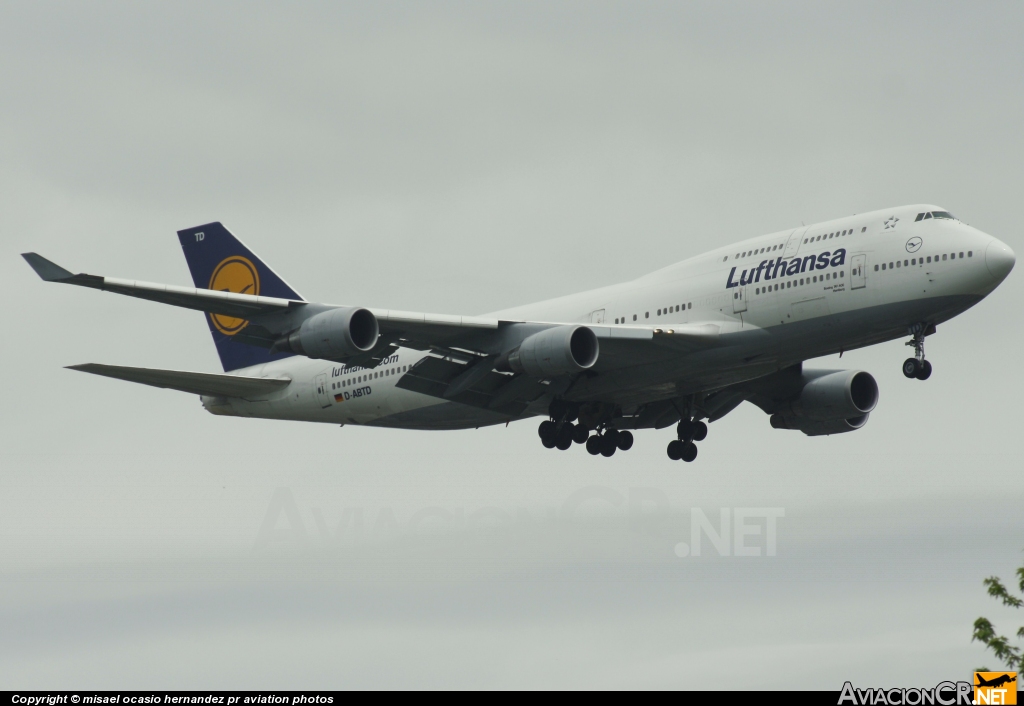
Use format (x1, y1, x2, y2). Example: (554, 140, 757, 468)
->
(985, 239, 1016, 283)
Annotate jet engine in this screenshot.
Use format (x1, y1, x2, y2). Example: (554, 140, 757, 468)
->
(496, 325, 599, 377)
(279, 307, 379, 359)
(769, 369, 878, 436)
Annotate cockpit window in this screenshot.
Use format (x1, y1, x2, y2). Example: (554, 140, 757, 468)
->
(915, 211, 956, 222)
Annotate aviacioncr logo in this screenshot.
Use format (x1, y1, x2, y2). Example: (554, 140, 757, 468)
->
(208, 255, 260, 335)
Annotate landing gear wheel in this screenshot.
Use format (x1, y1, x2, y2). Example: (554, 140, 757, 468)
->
(915, 359, 932, 380)
(542, 435, 557, 449)
(572, 424, 590, 444)
(667, 440, 683, 460)
(538, 420, 556, 440)
(600, 437, 616, 457)
(902, 358, 921, 379)
(680, 442, 698, 463)
(555, 425, 574, 450)
(616, 430, 634, 451)
(691, 421, 708, 442)
(676, 420, 693, 440)
(586, 436, 602, 456)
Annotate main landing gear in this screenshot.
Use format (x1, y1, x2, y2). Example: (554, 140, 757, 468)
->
(585, 428, 634, 457)
(537, 399, 633, 457)
(667, 418, 706, 463)
(902, 323, 933, 381)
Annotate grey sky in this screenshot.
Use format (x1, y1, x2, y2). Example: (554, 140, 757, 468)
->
(2, 1, 1023, 689)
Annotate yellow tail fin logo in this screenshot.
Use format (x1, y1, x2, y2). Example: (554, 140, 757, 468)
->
(208, 256, 260, 335)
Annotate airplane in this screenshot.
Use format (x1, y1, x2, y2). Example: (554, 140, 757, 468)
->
(22, 204, 1015, 462)
(975, 673, 1016, 689)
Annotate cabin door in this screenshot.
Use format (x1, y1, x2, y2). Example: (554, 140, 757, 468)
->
(851, 254, 867, 289)
(732, 286, 748, 313)
(314, 373, 332, 408)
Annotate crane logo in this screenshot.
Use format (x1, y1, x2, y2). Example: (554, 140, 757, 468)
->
(974, 672, 1017, 705)
(906, 236, 923, 253)
(207, 255, 260, 335)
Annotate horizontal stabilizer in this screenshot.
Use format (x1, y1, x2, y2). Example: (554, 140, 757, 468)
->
(67, 363, 290, 398)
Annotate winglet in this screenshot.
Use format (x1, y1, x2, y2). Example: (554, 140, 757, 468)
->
(21, 253, 75, 281)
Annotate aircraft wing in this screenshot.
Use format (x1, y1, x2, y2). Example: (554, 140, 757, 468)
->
(22, 253, 303, 320)
(24, 252, 723, 376)
(67, 363, 291, 398)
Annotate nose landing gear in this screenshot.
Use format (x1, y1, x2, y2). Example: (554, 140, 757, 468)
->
(903, 323, 934, 380)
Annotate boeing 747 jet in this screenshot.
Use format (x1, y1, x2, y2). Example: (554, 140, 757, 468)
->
(23, 204, 1014, 461)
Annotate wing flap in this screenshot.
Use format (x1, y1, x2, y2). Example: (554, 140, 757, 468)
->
(396, 356, 546, 416)
(67, 363, 291, 398)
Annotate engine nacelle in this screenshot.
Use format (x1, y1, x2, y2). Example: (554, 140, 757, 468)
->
(771, 412, 870, 436)
(496, 325, 599, 377)
(769, 369, 878, 436)
(786, 369, 878, 421)
(282, 307, 379, 359)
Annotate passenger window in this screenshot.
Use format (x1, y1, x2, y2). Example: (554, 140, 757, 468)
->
(633, 314, 637, 321)
(959, 252, 964, 258)
(803, 238, 808, 244)
(840, 271, 844, 277)
(968, 251, 973, 257)
(926, 256, 931, 263)
(657, 309, 661, 316)
(723, 256, 728, 262)
(688, 303, 692, 309)
(645, 312, 649, 318)
(942, 254, 947, 261)
(889, 262, 894, 269)
(874, 265, 879, 271)
(896, 261, 901, 268)
(861, 227, 866, 232)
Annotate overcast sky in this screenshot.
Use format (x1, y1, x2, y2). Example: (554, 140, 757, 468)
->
(2, 1, 1023, 690)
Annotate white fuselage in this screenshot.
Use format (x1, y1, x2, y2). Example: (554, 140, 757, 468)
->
(201, 204, 1014, 429)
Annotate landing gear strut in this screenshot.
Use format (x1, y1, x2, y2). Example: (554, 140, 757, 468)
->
(903, 323, 933, 380)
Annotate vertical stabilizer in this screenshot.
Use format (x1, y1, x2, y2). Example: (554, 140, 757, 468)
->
(177, 222, 304, 372)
